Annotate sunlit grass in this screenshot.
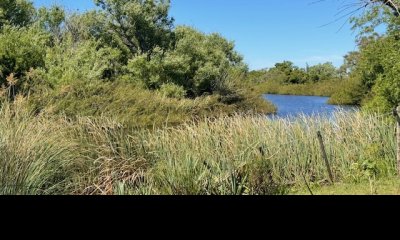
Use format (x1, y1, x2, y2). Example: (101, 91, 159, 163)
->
(292, 178, 400, 195)
(0, 99, 396, 195)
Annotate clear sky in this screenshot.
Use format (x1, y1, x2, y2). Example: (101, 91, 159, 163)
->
(33, 0, 359, 70)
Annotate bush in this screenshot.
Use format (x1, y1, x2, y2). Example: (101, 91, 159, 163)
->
(0, 25, 48, 94)
(127, 26, 247, 97)
(43, 36, 122, 86)
(159, 83, 186, 99)
(328, 77, 366, 105)
(0, 0, 35, 28)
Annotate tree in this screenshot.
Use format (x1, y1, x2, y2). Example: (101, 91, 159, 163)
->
(36, 6, 65, 43)
(43, 36, 122, 86)
(353, 35, 400, 111)
(127, 26, 246, 97)
(93, 0, 174, 59)
(349, 0, 400, 38)
(268, 61, 307, 84)
(307, 62, 337, 82)
(338, 51, 360, 78)
(0, 26, 48, 96)
(0, 0, 35, 28)
(64, 11, 108, 43)
(364, 0, 400, 16)
(331, 0, 400, 109)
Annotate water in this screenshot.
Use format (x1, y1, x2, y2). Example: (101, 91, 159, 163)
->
(264, 94, 357, 118)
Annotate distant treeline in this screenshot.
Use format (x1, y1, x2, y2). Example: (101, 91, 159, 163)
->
(244, 1, 400, 112)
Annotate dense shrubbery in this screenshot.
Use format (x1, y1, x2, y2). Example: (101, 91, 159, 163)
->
(0, 0, 35, 28)
(127, 26, 247, 97)
(0, 0, 274, 127)
(0, 25, 48, 94)
(331, 1, 400, 110)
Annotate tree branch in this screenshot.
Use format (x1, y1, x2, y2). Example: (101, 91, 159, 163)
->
(371, 0, 400, 16)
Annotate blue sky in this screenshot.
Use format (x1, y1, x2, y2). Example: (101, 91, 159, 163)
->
(33, 0, 359, 70)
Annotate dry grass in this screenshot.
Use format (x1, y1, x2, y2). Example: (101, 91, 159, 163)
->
(0, 99, 396, 195)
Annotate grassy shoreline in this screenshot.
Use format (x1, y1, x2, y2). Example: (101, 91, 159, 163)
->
(292, 178, 400, 195)
(0, 100, 395, 195)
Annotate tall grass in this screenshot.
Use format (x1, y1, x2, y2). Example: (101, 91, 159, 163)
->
(0, 99, 395, 195)
(0, 100, 75, 194)
(136, 111, 395, 194)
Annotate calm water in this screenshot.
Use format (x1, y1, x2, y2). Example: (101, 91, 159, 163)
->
(264, 94, 357, 118)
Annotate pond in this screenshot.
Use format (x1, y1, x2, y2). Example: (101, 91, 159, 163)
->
(264, 94, 357, 118)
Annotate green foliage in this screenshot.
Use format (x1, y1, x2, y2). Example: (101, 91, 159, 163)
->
(64, 11, 107, 43)
(2, 107, 393, 195)
(351, 35, 400, 111)
(36, 5, 65, 42)
(43, 36, 122, 86)
(268, 61, 308, 84)
(253, 61, 339, 86)
(350, 1, 400, 39)
(28, 79, 274, 128)
(127, 26, 247, 97)
(341, 1, 400, 110)
(0, 0, 35, 28)
(243, 62, 345, 100)
(0, 0, 274, 130)
(0, 100, 74, 195)
(256, 80, 341, 98)
(328, 77, 366, 105)
(94, 0, 174, 59)
(307, 62, 337, 82)
(338, 51, 360, 78)
(0, 25, 48, 95)
(293, 178, 400, 195)
(159, 83, 186, 99)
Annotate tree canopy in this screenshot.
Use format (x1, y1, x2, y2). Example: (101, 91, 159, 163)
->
(0, 0, 35, 28)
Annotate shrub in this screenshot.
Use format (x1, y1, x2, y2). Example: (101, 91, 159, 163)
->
(159, 83, 186, 99)
(0, 25, 48, 94)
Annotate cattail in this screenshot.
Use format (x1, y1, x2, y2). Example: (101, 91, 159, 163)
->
(26, 68, 35, 81)
(6, 73, 18, 86)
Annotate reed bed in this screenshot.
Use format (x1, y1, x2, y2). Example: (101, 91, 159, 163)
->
(136, 111, 395, 194)
(0, 101, 396, 195)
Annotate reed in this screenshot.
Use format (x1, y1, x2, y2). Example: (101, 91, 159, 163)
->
(0, 100, 395, 195)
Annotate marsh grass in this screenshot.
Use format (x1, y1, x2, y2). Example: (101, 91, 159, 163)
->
(0, 99, 396, 195)
(135, 111, 395, 194)
(0, 100, 75, 195)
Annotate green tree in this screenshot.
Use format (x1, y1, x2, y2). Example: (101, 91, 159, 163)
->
(36, 6, 65, 43)
(338, 51, 360, 78)
(268, 61, 307, 84)
(43, 35, 122, 86)
(355, 35, 400, 111)
(0, 25, 48, 95)
(64, 11, 108, 43)
(94, 0, 174, 59)
(0, 0, 35, 28)
(342, 0, 400, 110)
(127, 26, 246, 97)
(307, 62, 337, 82)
